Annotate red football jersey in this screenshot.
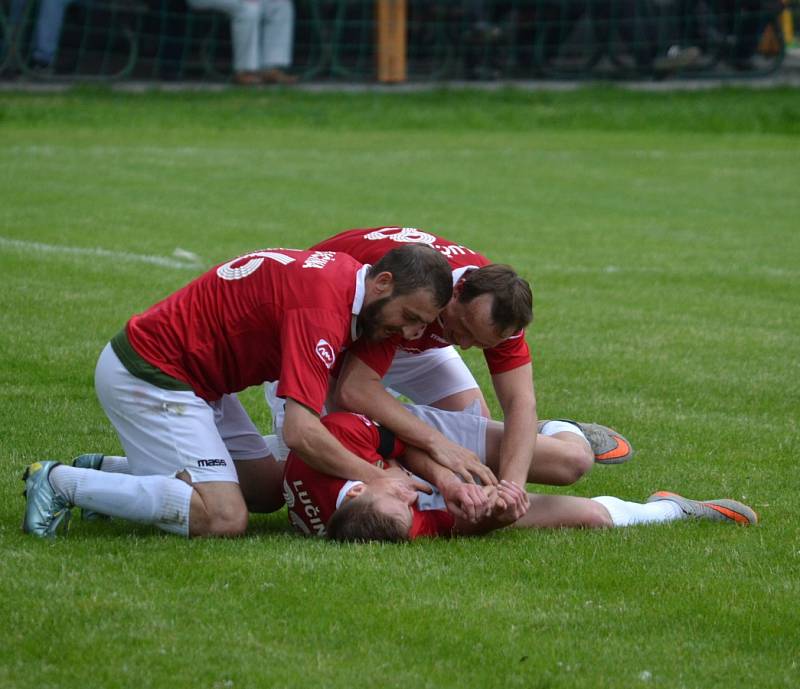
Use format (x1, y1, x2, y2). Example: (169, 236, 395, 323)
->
(126, 249, 364, 409)
(283, 412, 455, 539)
(311, 227, 531, 376)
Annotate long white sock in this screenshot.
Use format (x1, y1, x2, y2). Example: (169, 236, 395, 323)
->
(50, 466, 192, 537)
(99, 456, 129, 473)
(591, 496, 684, 527)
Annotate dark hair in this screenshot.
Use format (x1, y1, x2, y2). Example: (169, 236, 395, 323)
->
(326, 495, 410, 543)
(368, 244, 452, 309)
(459, 264, 533, 334)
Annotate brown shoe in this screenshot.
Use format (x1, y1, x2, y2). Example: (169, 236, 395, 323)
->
(233, 71, 262, 86)
(260, 68, 297, 85)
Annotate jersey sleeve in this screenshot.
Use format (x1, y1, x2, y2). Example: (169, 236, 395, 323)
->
(483, 331, 531, 375)
(409, 508, 455, 539)
(345, 336, 399, 378)
(276, 308, 347, 414)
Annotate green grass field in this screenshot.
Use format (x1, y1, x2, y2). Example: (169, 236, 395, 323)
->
(1, 86, 799, 689)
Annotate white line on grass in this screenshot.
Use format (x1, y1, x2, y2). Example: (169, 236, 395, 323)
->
(0, 236, 204, 270)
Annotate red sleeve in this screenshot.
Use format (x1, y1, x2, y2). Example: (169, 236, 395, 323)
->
(409, 507, 455, 539)
(483, 331, 531, 375)
(346, 336, 399, 378)
(276, 309, 347, 414)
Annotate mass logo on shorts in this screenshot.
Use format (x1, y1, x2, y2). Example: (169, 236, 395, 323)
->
(315, 339, 336, 369)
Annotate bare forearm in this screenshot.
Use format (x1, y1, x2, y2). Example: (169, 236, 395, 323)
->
(492, 365, 538, 486)
(401, 446, 456, 491)
(340, 380, 440, 452)
(497, 403, 537, 486)
(283, 406, 383, 483)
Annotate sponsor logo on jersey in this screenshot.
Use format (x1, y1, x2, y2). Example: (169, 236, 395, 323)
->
(315, 339, 336, 369)
(302, 251, 336, 269)
(434, 244, 477, 258)
(197, 458, 228, 467)
(290, 479, 326, 536)
(364, 227, 437, 245)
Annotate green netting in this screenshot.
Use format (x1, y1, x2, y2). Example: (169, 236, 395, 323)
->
(0, 0, 792, 82)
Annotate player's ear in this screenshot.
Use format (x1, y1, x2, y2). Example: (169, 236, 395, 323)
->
(371, 271, 395, 297)
(345, 483, 367, 501)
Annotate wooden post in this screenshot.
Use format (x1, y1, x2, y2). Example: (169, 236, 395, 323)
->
(376, 0, 407, 83)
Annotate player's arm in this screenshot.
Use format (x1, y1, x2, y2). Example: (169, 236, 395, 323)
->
(490, 363, 538, 494)
(399, 446, 491, 522)
(282, 398, 386, 484)
(333, 354, 497, 486)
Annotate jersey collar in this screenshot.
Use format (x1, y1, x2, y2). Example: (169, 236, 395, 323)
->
(350, 264, 370, 341)
(451, 265, 479, 286)
(337, 480, 363, 509)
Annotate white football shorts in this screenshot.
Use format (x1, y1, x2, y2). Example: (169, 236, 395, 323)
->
(382, 346, 479, 405)
(95, 343, 269, 483)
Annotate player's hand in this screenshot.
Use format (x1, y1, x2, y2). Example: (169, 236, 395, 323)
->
(489, 481, 529, 525)
(429, 437, 498, 486)
(381, 465, 433, 494)
(440, 480, 491, 523)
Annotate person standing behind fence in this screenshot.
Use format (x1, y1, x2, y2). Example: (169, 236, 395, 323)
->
(8, 0, 77, 71)
(186, 0, 296, 84)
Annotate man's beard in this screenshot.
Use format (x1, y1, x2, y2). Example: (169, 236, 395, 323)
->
(358, 296, 392, 341)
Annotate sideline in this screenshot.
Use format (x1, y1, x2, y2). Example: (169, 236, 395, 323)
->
(0, 236, 204, 270)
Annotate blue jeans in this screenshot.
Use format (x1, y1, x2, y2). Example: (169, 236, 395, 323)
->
(9, 0, 78, 65)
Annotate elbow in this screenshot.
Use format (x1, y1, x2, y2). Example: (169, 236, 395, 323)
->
(282, 416, 312, 456)
(334, 382, 366, 414)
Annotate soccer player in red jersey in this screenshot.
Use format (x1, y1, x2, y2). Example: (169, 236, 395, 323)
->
(266, 227, 631, 501)
(282, 405, 758, 543)
(21, 245, 454, 539)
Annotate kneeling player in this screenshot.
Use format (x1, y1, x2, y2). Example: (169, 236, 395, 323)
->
(283, 405, 758, 542)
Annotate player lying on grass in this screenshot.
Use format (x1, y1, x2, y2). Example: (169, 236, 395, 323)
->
(282, 404, 757, 541)
(20, 245, 455, 539)
(267, 225, 633, 493)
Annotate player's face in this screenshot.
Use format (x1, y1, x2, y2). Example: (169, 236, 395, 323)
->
(360, 289, 441, 342)
(440, 294, 511, 350)
(365, 478, 416, 533)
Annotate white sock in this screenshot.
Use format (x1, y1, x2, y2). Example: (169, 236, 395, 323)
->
(99, 456, 129, 473)
(540, 420, 587, 442)
(591, 496, 684, 527)
(50, 466, 192, 537)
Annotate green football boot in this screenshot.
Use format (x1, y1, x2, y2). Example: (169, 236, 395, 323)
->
(72, 454, 110, 521)
(647, 491, 758, 525)
(21, 461, 72, 538)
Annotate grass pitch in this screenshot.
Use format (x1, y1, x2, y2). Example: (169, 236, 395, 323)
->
(1, 87, 799, 689)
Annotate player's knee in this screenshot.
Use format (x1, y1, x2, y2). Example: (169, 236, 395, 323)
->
(553, 444, 594, 486)
(583, 501, 614, 529)
(206, 504, 249, 537)
(193, 499, 249, 537)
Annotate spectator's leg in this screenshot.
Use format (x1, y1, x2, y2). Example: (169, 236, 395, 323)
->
(31, 0, 76, 67)
(189, 0, 261, 75)
(260, 0, 293, 69)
